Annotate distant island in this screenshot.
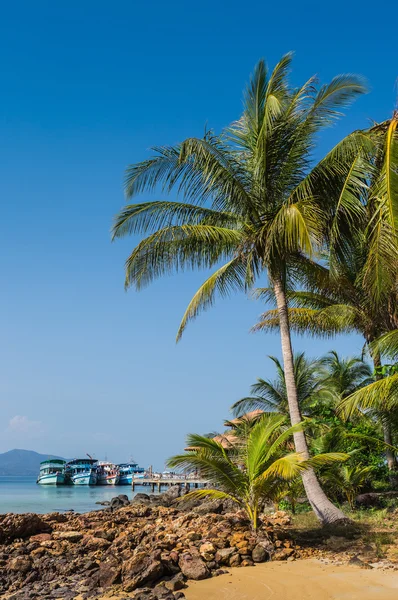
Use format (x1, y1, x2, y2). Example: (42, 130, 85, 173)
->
(0, 449, 65, 476)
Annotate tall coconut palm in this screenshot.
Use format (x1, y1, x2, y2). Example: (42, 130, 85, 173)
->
(231, 353, 330, 418)
(167, 414, 347, 529)
(112, 54, 368, 523)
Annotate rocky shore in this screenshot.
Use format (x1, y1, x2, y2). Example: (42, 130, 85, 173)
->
(0, 486, 297, 599)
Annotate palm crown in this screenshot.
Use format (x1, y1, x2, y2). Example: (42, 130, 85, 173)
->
(112, 53, 367, 339)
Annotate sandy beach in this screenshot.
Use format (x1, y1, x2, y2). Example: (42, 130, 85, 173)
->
(185, 559, 398, 600)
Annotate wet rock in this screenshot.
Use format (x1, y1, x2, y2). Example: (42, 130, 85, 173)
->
(133, 493, 151, 504)
(178, 553, 209, 580)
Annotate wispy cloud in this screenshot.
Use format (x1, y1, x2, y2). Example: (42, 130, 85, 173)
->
(8, 415, 44, 435)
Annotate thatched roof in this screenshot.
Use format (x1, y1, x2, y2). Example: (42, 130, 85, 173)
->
(224, 409, 264, 427)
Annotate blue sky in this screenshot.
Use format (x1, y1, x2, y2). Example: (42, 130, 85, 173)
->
(0, 0, 396, 468)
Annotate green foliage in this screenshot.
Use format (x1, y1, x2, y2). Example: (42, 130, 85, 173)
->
(322, 464, 374, 508)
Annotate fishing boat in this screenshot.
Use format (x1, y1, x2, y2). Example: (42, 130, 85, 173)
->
(96, 461, 120, 485)
(117, 462, 145, 485)
(37, 459, 66, 485)
(65, 458, 98, 485)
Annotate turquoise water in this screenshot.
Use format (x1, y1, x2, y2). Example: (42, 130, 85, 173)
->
(0, 476, 145, 514)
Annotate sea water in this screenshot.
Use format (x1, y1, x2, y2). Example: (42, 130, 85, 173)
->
(0, 476, 147, 514)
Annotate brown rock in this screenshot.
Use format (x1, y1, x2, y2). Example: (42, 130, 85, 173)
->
(54, 531, 83, 542)
(164, 572, 186, 591)
(215, 547, 237, 565)
(30, 533, 52, 542)
(8, 556, 32, 573)
(252, 544, 269, 563)
(123, 553, 165, 592)
(0, 513, 51, 543)
(229, 553, 241, 567)
(82, 534, 111, 550)
(179, 553, 209, 580)
(98, 559, 122, 586)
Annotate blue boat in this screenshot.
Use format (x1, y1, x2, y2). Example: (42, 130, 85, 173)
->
(37, 459, 66, 485)
(117, 462, 145, 485)
(66, 458, 98, 485)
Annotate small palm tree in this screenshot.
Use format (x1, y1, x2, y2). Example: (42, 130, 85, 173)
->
(320, 351, 373, 399)
(322, 464, 373, 509)
(167, 415, 347, 530)
(231, 353, 331, 418)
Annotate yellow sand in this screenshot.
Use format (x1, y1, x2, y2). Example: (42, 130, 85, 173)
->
(185, 559, 398, 600)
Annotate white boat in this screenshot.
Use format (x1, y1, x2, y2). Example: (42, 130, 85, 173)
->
(37, 460, 66, 485)
(66, 459, 98, 485)
(96, 461, 120, 485)
(117, 462, 145, 485)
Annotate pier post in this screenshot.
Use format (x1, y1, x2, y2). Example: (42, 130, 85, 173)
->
(132, 477, 135, 492)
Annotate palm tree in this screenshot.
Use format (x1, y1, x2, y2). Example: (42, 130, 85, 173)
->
(319, 351, 373, 399)
(167, 414, 347, 529)
(322, 464, 373, 509)
(112, 54, 367, 523)
(231, 353, 330, 418)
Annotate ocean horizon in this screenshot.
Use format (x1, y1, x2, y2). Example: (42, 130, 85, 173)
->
(0, 476, 148, 514)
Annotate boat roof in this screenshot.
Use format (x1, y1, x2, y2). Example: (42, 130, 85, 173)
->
(67, 458, 97, 465)
(40, 459, 66, 465)
(118, 462, 139, 467)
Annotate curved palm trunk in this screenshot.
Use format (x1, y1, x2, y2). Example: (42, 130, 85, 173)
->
(272, 276, 347, 524)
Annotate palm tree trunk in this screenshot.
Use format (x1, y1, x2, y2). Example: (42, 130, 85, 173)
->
(371, 352, 398, 488)
(272, 275, 347, 524)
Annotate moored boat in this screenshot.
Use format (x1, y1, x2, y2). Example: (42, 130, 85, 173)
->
(117, 462, 145, 485)
(66, 458, 98, 485)
(96, 461, 120, 485)
(37, 459, 66, 485)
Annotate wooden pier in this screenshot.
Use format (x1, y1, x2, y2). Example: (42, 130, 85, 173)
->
(132, 477, 208, 493)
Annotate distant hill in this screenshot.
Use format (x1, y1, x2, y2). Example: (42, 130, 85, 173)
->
(0, 449, 66, 476)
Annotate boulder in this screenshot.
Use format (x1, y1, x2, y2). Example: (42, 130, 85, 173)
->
(133, 493, 151, 504)
(252, 544, 269, 563)
(192, 500, 224, 516)
(164, 572, 187, 591)
(0, 513, 51, 543)
(178, 553, 209, 580)
(98, 559, 122, 586)
(123, 552, 165, 591)
(215, 547, 237, 565)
